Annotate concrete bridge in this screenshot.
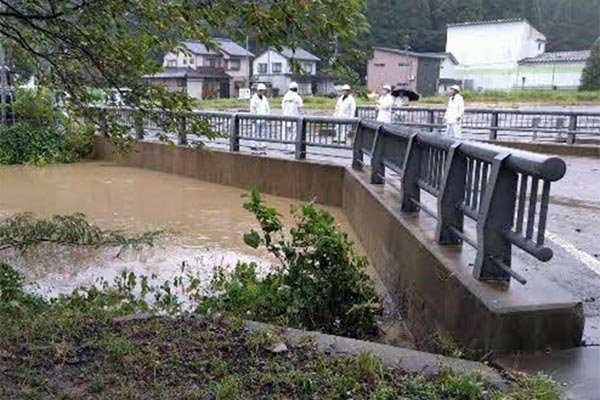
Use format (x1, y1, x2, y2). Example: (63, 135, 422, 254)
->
(95, 108, 600, 398)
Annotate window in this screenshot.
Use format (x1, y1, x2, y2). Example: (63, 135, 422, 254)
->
(303, 62, 313, 74)
(272, 62, 282, 73)
(183, 58, 187, 65)
(189, 58, 194, 64)
(374, 63, 385, 67)
(538, 42, 542, 50)
(205, 58, 217, 67)
(398, 62, 409, 67)
(257, 63, 267, 74)
(167, 60, 176, 67)
(228, 59, 241, 71)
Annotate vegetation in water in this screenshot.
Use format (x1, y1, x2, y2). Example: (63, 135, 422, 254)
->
(0, 213, 163, 255)
(199, 189, 380, 339)
(0, 88, 95, 166)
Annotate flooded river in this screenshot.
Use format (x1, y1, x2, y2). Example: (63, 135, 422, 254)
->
(0, 162, 364, 298)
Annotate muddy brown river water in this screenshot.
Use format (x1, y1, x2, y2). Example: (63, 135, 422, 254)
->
(0, 162, 366, 297)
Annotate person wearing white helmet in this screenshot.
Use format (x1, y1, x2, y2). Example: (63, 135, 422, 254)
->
(281, 82, 304, 147)
(333, 84, 356, 144)
(444, 84, 464, 138)
(376, 84, 394, 123)
(250, 83, 270, 139)
(334, 84, 356, 118)
(281, 81, 303, 116)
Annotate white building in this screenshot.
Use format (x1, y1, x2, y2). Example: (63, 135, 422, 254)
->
(162, 38, 254, 97)
(517, 51, 591, 90)
(252, 47, 334, 96)
(445, 19, 546, 90)
(445, 18, 591, 91)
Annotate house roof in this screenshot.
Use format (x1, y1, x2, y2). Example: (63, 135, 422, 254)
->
(180, 38, 254, 57)
(447, 18, 527, 28)
(419, 52, 459, 64)
(144, 67, 229, 79)
(374, 47, 445, 60)
(276, 47, 320, 62)
(519, 50, 591, 64)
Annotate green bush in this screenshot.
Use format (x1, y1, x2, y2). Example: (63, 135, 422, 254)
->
(200, 190, 380, 339)
(0, 87, 94, 165)
(0, 123, 64, 165)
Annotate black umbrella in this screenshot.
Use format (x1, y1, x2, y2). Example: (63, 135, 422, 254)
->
(391, 87, 421, 101)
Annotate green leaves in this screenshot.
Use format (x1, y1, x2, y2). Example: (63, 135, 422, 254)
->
(580, 37, 600, 91)
(243, 230, 261, 249)
(212, 190, 380, 339)
(0, 0, 368, 151)
(0, 213, 163, 254)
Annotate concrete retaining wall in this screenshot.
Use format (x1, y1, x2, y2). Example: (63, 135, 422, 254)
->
(94, 137, 584, 353)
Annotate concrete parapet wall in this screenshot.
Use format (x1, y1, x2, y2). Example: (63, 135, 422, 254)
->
(93, 138, 344, 207)
(94, 137, 584, 353)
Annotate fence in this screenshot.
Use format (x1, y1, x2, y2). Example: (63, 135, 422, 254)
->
(353, 120, 566, 285)
(356, 105, 600, 144)
(100, 106, 566, 285)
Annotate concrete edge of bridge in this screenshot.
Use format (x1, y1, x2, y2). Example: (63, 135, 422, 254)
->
(93, 136, 584, 355)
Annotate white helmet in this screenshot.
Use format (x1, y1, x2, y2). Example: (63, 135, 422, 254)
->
(342, 84, 351, 91)
(450, 84, 461, 92)
(289, 82, 299, 90)
(383, 84, 392, 91)
(257, 83, 267, 91)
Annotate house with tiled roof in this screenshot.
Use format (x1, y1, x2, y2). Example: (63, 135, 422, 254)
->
(252, 47, 335, 96)
(444, 19, 590, 90)
(153, 38, 254, 98)
(517, 51, 591, 89)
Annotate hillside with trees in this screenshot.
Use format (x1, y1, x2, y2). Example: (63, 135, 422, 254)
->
(365, 0, 600, 53)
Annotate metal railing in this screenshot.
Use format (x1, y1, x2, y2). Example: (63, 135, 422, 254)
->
(100, 106, 566, 285)
(113, 106, 360, 158)
(353, 121, 566, 285)
(356, 105, 600, 144)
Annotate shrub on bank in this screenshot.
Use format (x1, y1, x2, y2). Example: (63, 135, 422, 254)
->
(0, 88, 94, 165)
(200, 189, 381, 339)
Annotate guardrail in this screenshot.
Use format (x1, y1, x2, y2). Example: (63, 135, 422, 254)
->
(107, 106, 359, 158)
(356, 105, 600, 144)
(99, 106, 566, 285)
(353, 120, 566, 285)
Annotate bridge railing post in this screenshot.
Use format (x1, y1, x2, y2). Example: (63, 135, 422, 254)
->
(352, 123, 364, 170)
(436, 142, 466, 244)
(473, 153, 517, 283)
(178, 114, 188, 145)
(531, 117, 540, 141)
(134, 110, 144, 139)
(567, 115, 577, 144)
(229, 113, 240, 152)
(400, 133, 421, 212)
(489, 111, 499, 140)
(428, 110, 435, 132)
(370, 125, 385, 184)
(295, 117, 307, 160)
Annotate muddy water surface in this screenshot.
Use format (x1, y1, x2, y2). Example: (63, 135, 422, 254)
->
(0, 162, 364, 297)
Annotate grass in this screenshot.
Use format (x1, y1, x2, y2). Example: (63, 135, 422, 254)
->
(195, 90, 600, 111)
(0, 259, 562, 399)
(196, 95, 372, 111)
(421, 89, 600, 106)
